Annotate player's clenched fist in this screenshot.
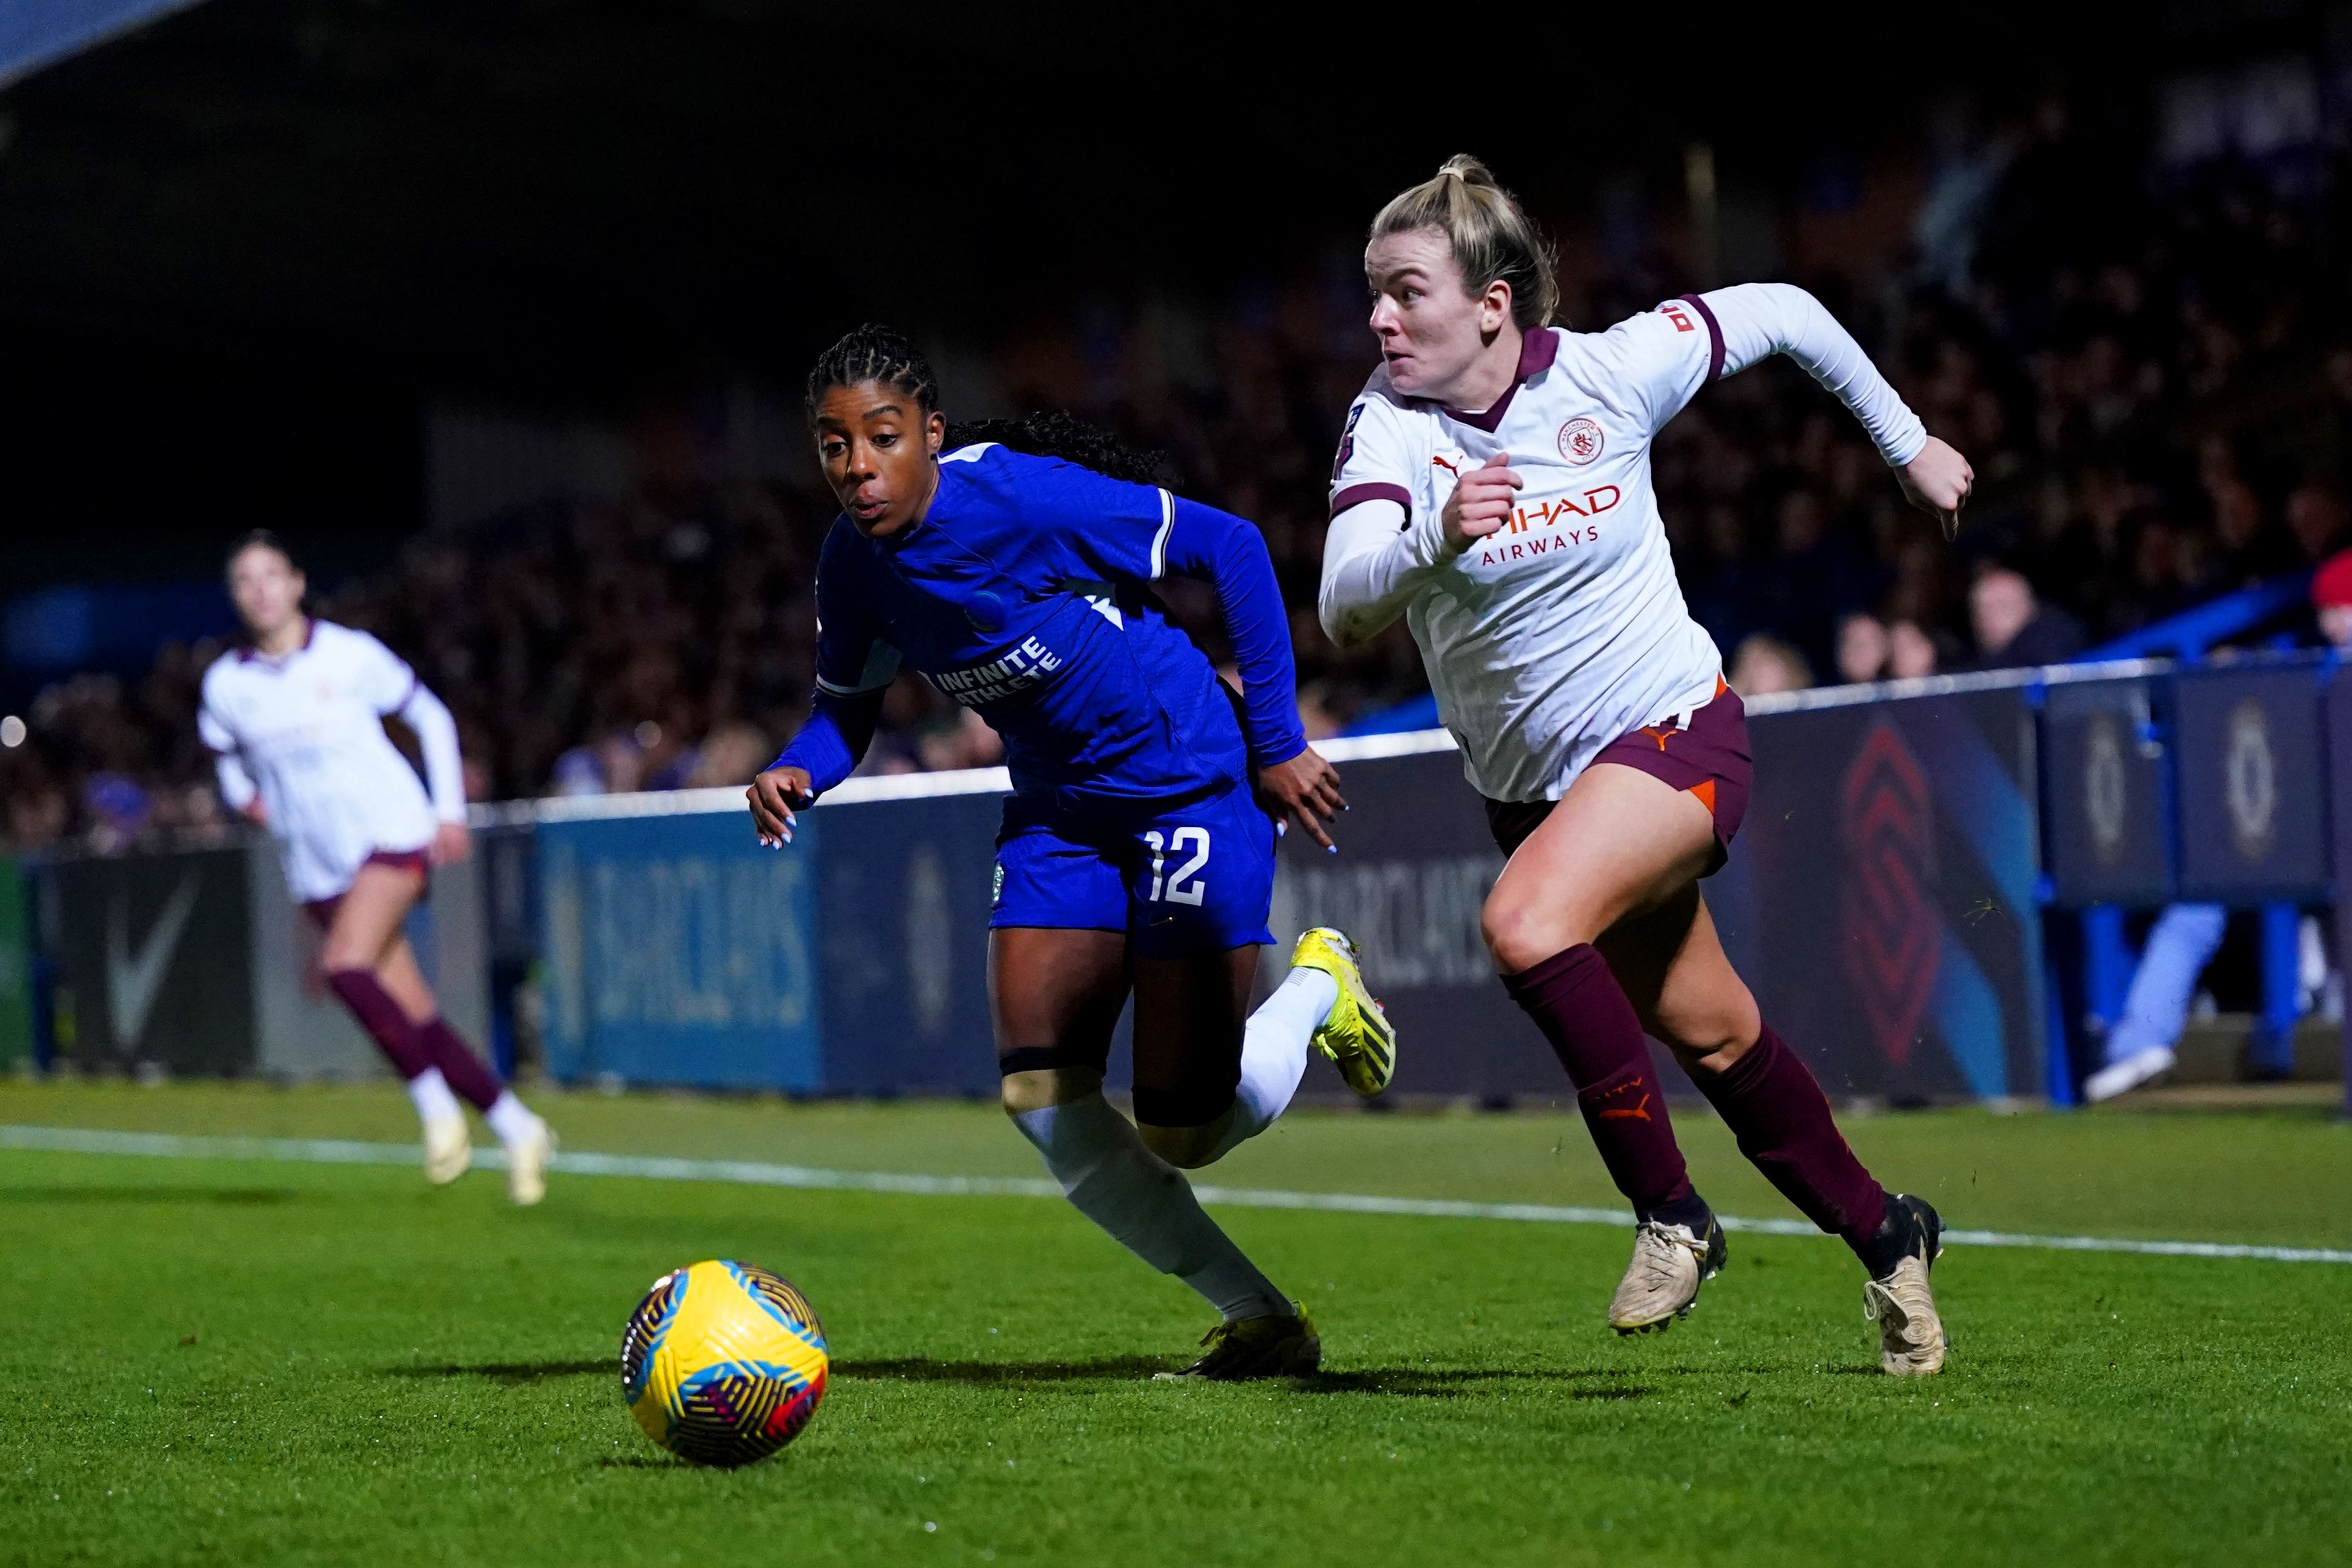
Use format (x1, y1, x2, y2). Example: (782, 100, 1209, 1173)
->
(1441, 452, 1523, 551)
(1898, 435, 1973, 541)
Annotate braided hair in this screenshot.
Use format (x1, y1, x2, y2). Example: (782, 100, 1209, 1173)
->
(805, 323, 1171, 486)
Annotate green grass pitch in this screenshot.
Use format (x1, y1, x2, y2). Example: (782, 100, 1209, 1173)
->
(1, 1080, 2347, 1567)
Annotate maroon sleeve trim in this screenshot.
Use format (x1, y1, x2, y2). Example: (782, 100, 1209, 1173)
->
(1330, 481, 1412, 519)
(1678, 292, 1726, 384)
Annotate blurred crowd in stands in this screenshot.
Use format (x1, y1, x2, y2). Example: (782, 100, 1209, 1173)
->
(12, 90, 2352, 850)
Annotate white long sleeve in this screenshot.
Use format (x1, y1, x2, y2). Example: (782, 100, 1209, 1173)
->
(214, 750, 256, 813)
(394, 683, 467, 822)
(1701, 282, 1927, 465)
(1319, 498, 1461, 647)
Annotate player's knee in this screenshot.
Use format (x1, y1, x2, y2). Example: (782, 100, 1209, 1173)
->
(318, 938, 374, 976)
(1128, 1082, 1236, 1167)
(998, 1067, 1102, 1116)
(1135, 1119, 1222, 1169)
(1482, 894, 1573, 974)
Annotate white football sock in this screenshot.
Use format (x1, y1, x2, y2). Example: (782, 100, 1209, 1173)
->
(1012, 1093, 1290, 1321)
(405, 1067, 462, 1127)
(1195, 965, 1335, 1164)
(484, 1090, 542, 1147)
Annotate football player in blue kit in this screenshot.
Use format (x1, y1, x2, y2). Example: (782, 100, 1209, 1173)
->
(747, 325, 1396, 1379)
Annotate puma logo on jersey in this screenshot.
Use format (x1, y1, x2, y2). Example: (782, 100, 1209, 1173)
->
(1594, 1091, 1653, 1123)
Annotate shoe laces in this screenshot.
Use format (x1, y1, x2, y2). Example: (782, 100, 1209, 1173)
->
(1630, 1220, 1703, 1289)
(1863, 1264, 1932, 1336)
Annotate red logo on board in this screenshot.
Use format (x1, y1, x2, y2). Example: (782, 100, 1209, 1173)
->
(1839, 722, 1939, 1065)
(1558, 417, 1603, 465)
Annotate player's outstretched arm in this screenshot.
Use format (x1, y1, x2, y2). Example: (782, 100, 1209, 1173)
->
(749, 689, 880, 846)
(1695, 282, 1969, 535)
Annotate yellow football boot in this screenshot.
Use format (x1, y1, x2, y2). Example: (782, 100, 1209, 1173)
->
(1290, 927, 1396, 1097)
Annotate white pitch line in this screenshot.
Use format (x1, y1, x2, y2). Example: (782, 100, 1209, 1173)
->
(5, 1123, 2347, 1265)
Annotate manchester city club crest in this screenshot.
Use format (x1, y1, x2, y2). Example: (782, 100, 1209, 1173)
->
(1557, 416, 1603, 465)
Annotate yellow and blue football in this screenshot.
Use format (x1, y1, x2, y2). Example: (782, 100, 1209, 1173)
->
(620, 1260, 828, 1467)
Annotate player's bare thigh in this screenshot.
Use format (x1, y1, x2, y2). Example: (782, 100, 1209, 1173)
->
(992, 927, 1129, 1114)
(1596, 883, 1760, 1074)
(317, 862, 425, 974)
(1480, 762, 1717, 974)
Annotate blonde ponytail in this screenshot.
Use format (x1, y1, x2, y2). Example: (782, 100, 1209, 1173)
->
(1370, 155, 1560, 330)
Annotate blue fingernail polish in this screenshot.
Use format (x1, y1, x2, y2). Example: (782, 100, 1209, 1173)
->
(1326, 844, 1337, 854)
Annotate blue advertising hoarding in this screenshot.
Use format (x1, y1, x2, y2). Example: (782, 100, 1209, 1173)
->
(2172, 658, 2333, 904)
(812, 789, 1002, 1097)
(2041, 673, 2175, 907)
(538, 806, 821, 1091)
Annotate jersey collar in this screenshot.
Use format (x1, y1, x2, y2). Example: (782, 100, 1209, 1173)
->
(237, 618, 316, 665)
(1437, 327, 1559, 434)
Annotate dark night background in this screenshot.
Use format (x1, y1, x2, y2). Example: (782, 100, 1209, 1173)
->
(0, 1, 2189, 576)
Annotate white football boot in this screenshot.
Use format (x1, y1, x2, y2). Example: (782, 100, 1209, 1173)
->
(1609, 1209, 1728, 1334)
(2084, 1045, 2175, 1103)
(1864, 1195, 1949, 1376)
(504, 1120, 554, 1207)
(422, 1114, 472, 1187)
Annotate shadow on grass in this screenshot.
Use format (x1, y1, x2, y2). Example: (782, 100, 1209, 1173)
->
(837, 1358, 1658, 1400)
(837, 1356, 1172, 1385)
(386, 1359, 613, 1384)
(1309, 1368, 1654, 1400)
(1, 1185, 299, 1206)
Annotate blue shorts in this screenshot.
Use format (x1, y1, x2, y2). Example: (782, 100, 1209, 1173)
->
(991, 783, 1278, 959)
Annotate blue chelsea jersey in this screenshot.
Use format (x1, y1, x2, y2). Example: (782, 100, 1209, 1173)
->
(812, 444, 1250, 816)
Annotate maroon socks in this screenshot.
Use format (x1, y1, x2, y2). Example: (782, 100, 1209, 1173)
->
(1501, 945, 1695, 1216)
(415, 1016, 505, 1111)
(1503, 945, 1892, 1261)
(1692, 1023, 1889, 1251)
(325, 968, 437, 1081)
(325, 968, 505, 1110)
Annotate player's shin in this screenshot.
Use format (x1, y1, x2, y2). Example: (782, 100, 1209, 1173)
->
(1499, 945, 1699, 1219)
(1009, 1092, 1291, 1322)
(325, 968, 437, 1082)
(1191, 966, 1330, 1164)
(1690, 1022, 1890, 1258)
(414, 1016, 505, 1113)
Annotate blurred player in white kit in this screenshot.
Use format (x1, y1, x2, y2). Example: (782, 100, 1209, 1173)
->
(200, 531, 552, 1202)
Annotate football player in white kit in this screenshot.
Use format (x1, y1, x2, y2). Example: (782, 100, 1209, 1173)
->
(1320, 158, 1973, 1375)
(200, 532, 553, 1203)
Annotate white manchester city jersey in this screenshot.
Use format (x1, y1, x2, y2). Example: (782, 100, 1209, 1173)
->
(199, 620, 454, 902)
(1324, 285, 1927, 802)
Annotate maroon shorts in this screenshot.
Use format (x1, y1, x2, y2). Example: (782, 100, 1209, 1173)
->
(301, 848, 431, 930)
(1483, 680, 1752, 873)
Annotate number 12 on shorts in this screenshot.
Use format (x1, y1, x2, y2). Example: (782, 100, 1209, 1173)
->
(1142, 827, 1210, 905)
